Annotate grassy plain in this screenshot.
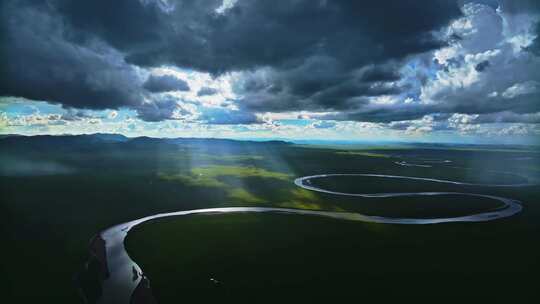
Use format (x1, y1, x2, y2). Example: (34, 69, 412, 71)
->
(0, 135, 539, 302)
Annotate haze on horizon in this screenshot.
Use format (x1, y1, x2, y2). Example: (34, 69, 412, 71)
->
(1, 0, 540, 145)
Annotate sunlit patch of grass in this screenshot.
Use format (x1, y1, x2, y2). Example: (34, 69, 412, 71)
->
(277, 201, 323, 210)
(150, 153, 264, 164)
(276, 188, 344, 211)
(227, 188, 265, 204)
(335, 151, 390, 158)
(190, 165, 291, 181)
(201, 154, 264, 162)
(157, 172, 226, 188)
(277, 200, 345, 211)
(289, 188, 320, 201)
(158, 165, 290, 190)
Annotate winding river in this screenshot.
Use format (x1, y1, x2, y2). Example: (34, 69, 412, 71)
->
(80, 158, 534, 304)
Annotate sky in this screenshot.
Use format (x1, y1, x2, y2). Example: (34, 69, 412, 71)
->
(1, 0, 540, 144)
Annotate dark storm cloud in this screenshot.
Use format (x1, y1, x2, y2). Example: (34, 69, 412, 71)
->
(99, 0, 460, 74)
(528, 22, 540, 56)
(233, 57, 408, 113)
(329, 87, 540, 123)
(51, 0, 168, 51)
(8, 0, 520, 125)
(61, 110, 99, 121)
(34, 0, 462, 115)
(323, 104, 439, 123)
(387, 121, 411, 130)
(326, 89, 540, 124)
(310, 81, 405, 109)
(143, 75, 190, 93)
(197, 87, 219, 96)
(136, 96, 183, 122)
(0, 0, 145, 110)
(359, 65, 402, 83)
(329, 1, 540, 125)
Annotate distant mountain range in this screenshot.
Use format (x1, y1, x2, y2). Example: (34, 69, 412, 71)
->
(0, 134, 538, 152)
(0, 133, 291, 151)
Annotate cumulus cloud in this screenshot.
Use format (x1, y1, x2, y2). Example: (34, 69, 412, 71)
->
(232, 1, 540, 125)
(331, 1, 540, 125)
(136, 96, 194, 122)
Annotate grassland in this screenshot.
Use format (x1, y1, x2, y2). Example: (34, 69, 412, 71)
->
(126, 210, 539, 301)
(0, 136, 539, 302)
(334, 151, 391, 158)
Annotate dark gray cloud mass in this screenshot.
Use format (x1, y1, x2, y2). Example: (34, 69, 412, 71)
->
(0, 0, 539, 127)
(143, 75, 190, 93)
(359, 65, 403, 83)
(528, 22, 540, 56)
(136, 95, 184, 122)
(0, 0, 460, 106)
(0, 0, 145, 110)
(53, 0, 459, 74)
(323, 104, 439, 123)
